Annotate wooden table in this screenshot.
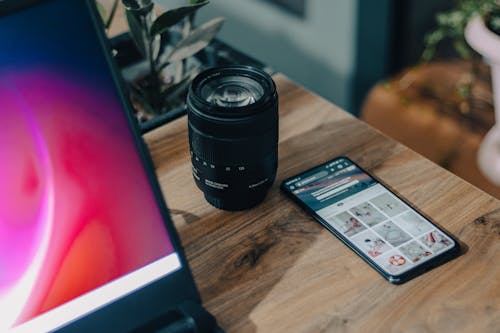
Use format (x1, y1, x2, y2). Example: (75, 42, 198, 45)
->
(144, 75, 500, 333)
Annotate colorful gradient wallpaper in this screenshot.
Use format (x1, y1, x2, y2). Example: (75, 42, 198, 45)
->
(0, 0, 174, 329)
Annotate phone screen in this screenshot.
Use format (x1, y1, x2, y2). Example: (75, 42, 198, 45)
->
(281, 157, 459, 282)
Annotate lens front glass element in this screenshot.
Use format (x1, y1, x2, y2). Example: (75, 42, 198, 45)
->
(200, 76, 264, 108)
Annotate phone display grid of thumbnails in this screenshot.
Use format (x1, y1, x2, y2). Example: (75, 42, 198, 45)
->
(325, 192, 454, 276)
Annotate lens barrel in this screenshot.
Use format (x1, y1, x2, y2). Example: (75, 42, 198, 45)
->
(187, 65, 278, 210)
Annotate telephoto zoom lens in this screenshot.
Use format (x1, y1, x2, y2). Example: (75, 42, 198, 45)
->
(187, 65, 278, 210)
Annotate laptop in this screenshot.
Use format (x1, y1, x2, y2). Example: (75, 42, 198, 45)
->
(0, 0, 219, 331)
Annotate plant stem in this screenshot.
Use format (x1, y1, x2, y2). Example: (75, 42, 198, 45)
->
(179, 16, 192, 81)
(143, 13, 161, 112)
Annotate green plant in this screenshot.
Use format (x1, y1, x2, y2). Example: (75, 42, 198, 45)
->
(416, 0, 499, 116)
(98, 0, 224, 120)
(422, 0, 500, 61)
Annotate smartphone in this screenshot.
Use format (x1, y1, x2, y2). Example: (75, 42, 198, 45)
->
(281, 156, 461, 284)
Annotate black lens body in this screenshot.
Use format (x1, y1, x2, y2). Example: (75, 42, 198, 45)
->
(187, 66, 278, 210)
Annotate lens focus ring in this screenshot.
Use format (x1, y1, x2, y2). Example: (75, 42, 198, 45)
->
(188, 122, 278, 165)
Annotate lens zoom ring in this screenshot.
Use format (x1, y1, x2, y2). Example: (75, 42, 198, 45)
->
(189, 124, 278, 164)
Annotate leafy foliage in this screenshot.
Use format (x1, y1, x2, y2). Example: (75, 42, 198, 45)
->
(97, 0, 224, 118)
(166, 17, 224, 62)
(422, 0, 500, 61)
(150, 1, 208, 37)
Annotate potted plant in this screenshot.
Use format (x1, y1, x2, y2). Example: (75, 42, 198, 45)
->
(422, 0, 500, 185)
(125, 1, 223, 121)
(98, 0, 224, 130)
(98, 0, 269, 133)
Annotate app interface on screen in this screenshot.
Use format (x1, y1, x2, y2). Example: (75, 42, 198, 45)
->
(0, 0, 176, 329)
(283, 158, 455, 276)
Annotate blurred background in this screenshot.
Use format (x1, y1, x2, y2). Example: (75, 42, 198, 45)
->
(193, 0, 499, 198)
(104, 0, 499, 198)
(194, 0, 454, 114)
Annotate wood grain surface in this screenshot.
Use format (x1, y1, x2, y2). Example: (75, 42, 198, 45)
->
(144, 75, 500, 333)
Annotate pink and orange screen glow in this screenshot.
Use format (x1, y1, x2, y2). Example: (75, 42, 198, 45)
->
(0, 1, 174, 328)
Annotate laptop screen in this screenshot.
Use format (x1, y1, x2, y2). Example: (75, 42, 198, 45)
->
(0, 1, 182, 331)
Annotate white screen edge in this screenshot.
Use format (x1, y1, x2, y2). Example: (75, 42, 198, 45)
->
(10, 253, 181, 333)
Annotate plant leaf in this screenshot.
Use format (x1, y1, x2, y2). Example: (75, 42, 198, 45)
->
(167, 17, 224, 63)
(156, 60, 171, 72)
(161, 75, 192, 102)
(129, 82, 159, 115)
(126, 10, 147, 56)
(453, 40, 472, 59)
(150, 1, 209, 37)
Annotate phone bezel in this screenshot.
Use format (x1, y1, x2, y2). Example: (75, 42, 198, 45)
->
(280, 156, 461, 285)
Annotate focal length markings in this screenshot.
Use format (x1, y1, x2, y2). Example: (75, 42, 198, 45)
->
(205, 179, 229, 190)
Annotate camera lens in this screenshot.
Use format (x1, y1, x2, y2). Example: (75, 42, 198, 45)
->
(187, 65, 278, 210)
(200, 76, 264, 107)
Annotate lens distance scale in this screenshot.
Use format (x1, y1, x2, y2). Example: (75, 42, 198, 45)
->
(190, 150, 275, 210)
